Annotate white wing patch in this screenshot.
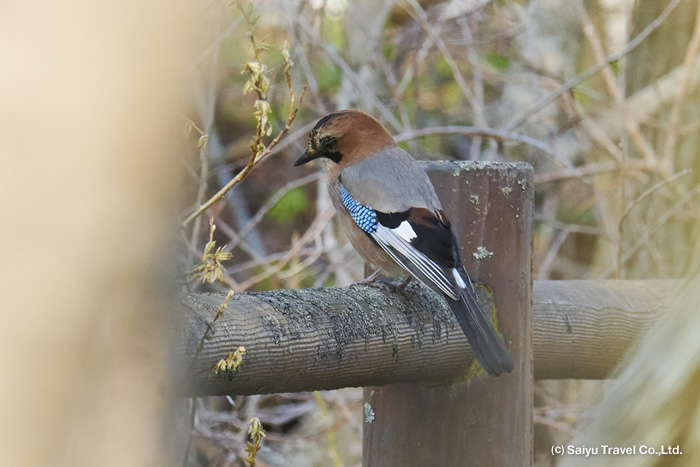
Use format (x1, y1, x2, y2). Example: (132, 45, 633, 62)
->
(452, 268, 466, 288)
(393, 221, 417, 241)
(453, 267, 476, 293)
(372, 223, 458, 300)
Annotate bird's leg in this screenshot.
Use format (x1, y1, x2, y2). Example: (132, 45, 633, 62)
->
(356, 270, 400, 292)
(357, 269, 382, 286)
(358, 274, 414, 298)
(376, 275, 413, 299)
(396, 275, 412, 293)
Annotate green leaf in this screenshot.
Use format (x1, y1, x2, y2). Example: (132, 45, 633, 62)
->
(322, 16, 346, 49)
(609, 59, 620, 76)
(435, 56, 451, 78)
(267, 188, 309, 222)
(383, 43, 394, 60)
(318, 64, 342, 91)
(573, 86, 590, 106)
(484, 52, 510, 71)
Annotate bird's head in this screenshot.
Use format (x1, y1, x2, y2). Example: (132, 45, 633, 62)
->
(294, 110, 396, 168)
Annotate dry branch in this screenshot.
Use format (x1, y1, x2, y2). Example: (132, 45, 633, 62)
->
(590, 57, 700, 150)
(181, 12, 306, 228)
(504, 0, 684, 132)
(178, 280, 675, 396)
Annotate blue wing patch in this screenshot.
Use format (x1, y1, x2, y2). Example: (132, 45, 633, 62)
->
(340, 183, 377, 233)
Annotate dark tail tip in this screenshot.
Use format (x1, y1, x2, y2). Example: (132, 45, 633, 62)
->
(448, 286, 515, 376)
(479, 345, 514, 376)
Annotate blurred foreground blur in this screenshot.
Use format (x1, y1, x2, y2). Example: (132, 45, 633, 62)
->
(0, 2, 192, 466)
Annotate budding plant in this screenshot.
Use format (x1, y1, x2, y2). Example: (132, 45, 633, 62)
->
(182, 0, 306, 227)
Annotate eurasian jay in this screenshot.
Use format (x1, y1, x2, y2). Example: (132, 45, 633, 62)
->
(294, 110, 514, 376)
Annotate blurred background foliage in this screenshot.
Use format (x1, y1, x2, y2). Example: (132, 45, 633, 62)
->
(179, 0, 700, 465)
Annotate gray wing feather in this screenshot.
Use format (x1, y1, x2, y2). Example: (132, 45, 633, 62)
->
(341, 147, 442, 213)
(372, 224, 458, 300)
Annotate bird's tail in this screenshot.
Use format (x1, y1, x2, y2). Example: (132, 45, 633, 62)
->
(447, 270, 514, 376)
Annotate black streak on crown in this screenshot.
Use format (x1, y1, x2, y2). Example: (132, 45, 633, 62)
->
(308, 112, 347, 164)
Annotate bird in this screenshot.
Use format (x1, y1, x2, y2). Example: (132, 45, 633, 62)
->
(294, 109, 514, 376)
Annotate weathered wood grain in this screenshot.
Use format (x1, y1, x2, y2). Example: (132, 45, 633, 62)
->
(179, 279, 673, 394)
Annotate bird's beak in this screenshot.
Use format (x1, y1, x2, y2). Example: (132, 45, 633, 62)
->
(294, 149, 318, 166)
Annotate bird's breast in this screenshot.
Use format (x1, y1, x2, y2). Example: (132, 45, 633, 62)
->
(327, 176, 406, 277)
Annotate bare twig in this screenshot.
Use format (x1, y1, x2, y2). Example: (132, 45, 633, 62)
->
(277, 243, 325, 280)
(313, 391, 342, 467)
(534, 159, 649, 184)
(447, 0, 539, 47)
(575, 0, 658, 168)
(397, 23, 439, 96)
(402, 0, 479, 113)
(227, 172, 323, 252)
(537, 229, 570, 280)
(234, 206, 335, 291)
(182, 399, 197, 467)
(182, 91, 306, 228)
(600, 186, 700, 279)
(593, 57, 700, 145)
(458, 16, 486, 160)
(192, 290, 235, 369)
(556, 55, 700, 169)
(661, 3, 700, 175)
(210, 216, 264, 266)
(619, 169, 692, 227)
(312, 244, 358, 287)
(294, 16, 403, 131)
(227, 247, 330, 275)
(182, 11, 307, 228)
(186, 16, 242, 76)
(379, 60, 412, 131)
(187, 13, 221, 273)
(212, 120, 317, 177)
(342, 0, 408, 126)
(534, 214, 601, 236)
(505, 0, 685, 131)
(534, 415, 578, 437)
(394, 125, 572, 168)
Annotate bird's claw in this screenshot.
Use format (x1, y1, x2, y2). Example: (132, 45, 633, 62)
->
(357, 276, 413, 298)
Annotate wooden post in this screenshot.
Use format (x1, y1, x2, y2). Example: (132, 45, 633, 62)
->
(362, 161, 534, 466)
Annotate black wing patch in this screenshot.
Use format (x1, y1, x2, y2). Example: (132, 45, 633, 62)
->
(405, 208, 459, 269)
(369, 207, 461, 299)
(375, 207, 459, 269)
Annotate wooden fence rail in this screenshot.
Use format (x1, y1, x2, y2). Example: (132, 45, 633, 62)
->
(179, 279, 673, 396)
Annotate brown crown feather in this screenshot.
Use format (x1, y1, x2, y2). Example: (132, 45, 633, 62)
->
(312, 110, 396, 166)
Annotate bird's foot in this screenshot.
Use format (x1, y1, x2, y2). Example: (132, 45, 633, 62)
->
(357, 269, 382, 286)
(357, 275, 413, 298)
(396, 275, 413, 293)
(387, 276, 414, 299)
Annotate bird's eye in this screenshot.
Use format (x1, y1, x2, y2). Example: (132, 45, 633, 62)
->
(320, 137, 336, 151)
